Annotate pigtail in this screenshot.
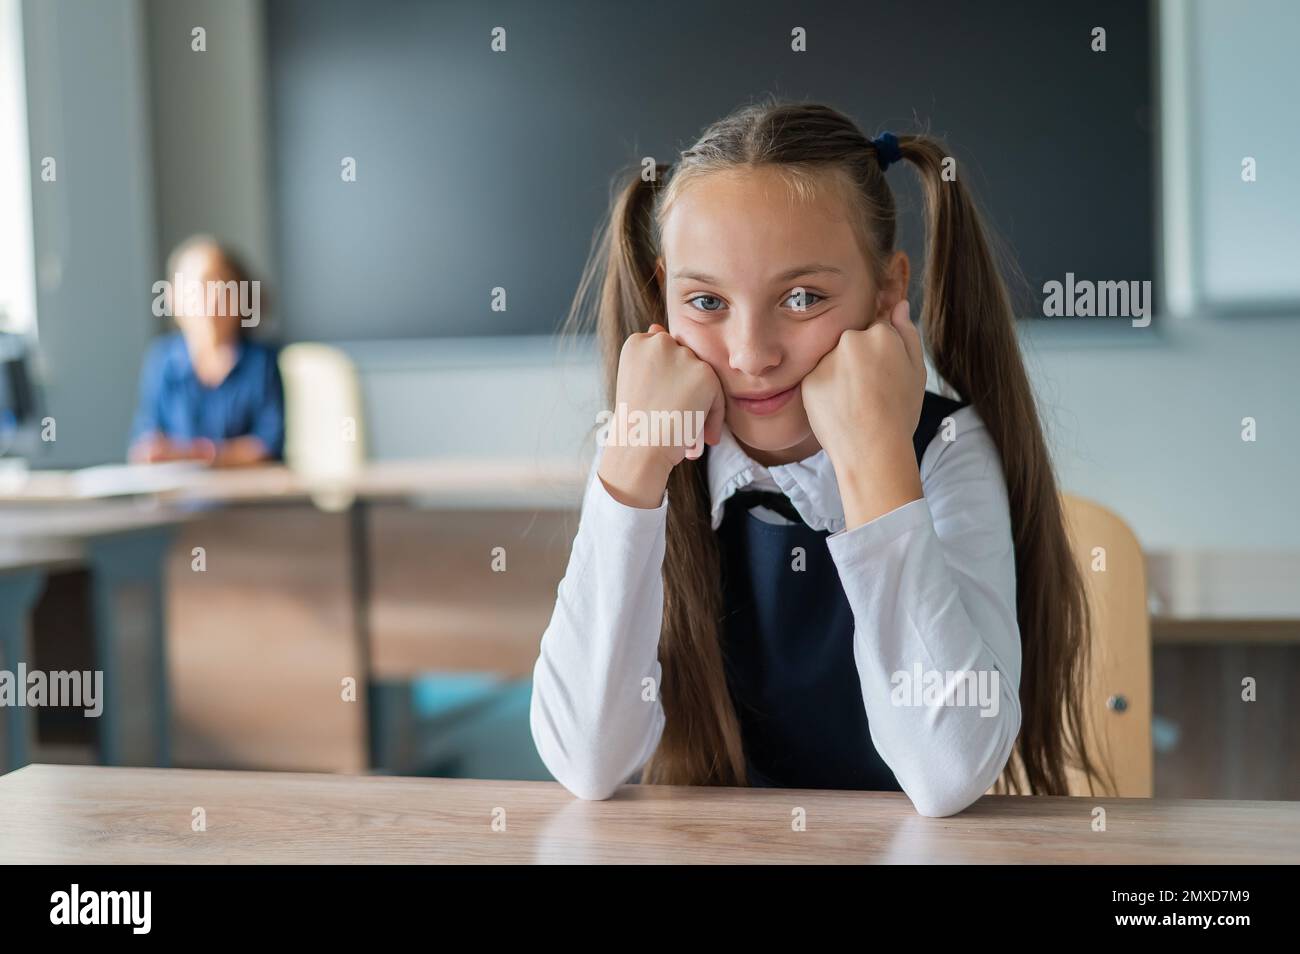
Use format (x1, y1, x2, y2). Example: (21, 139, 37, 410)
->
(897, 135, 1114, 797)
(564, 163, 749, 787)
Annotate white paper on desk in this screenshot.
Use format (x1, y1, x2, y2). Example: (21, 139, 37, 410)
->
(70, 461, 207, 498)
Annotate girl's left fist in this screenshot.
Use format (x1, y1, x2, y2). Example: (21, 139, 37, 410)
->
(801, 299, 927, 467)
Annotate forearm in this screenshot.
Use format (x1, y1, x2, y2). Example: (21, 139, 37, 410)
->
(826, 411, 1025, 817)
(830, 430, 924, 531)
(829, 502, 1022, 816)
(597, 444, 672, 510)
(530, 454, 669, 799)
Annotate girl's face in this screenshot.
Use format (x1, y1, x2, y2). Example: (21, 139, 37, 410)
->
(657, 166, 907, 467)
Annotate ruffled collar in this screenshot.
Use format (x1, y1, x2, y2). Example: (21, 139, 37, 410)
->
(705, 422, 844, 533)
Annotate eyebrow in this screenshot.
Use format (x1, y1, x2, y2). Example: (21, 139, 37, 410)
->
(671, 263, 845, 285)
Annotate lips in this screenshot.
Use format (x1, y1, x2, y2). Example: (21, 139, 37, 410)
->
(731, 382, 799, 416)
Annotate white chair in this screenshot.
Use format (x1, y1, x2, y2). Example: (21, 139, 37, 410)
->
(278, 343, 366, 511)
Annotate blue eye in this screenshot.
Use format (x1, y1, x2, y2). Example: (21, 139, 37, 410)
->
(786, 289, 824, 311)
(688, 294, 725, 313)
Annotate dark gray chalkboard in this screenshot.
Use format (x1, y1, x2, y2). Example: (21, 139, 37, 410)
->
(266, 0, 1154, 340)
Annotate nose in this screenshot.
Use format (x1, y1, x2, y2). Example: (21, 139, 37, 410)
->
(726, 309, 782, 378)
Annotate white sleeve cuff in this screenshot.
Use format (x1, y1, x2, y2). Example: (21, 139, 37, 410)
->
(824, 496, 933, 568)
(583, 464, 669, 534)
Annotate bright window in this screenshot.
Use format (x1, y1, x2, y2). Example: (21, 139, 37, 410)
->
(0, 0, 36, 336)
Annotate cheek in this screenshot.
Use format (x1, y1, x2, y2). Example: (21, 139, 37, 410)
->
(786, 320, 851, 376)
(667, 317, 727, 367)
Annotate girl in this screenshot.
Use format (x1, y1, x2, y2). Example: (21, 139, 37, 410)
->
(530, 99, 1109, 816)
(129, 235, 284, 467)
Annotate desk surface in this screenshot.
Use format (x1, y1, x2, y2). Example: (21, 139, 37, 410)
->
(0, 538, 82, 575)
(0, 458, 588, 508)
(2, 764, 1296, 864)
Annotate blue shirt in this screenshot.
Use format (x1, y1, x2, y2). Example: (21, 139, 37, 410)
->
(129, 332, 285, 459)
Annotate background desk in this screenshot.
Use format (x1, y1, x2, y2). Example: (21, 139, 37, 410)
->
(0, 460, 586, 775)
(1146, 550, 1300, 643)
(1, 764, 1297, 864)
(1, 509, 183, 771)
(1, 544, 80, 771)
(1144, 550, 1300, 800)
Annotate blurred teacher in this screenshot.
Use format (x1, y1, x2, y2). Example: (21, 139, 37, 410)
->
(128, 235, 284, 466)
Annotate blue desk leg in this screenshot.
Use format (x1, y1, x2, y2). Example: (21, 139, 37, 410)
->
(0, 569, 45, 774)
(85, 527, 175, 767)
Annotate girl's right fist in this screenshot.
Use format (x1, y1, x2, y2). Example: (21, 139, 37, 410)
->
(597, 323, 724, 508)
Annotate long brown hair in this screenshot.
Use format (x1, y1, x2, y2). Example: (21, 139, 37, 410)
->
(563, 97, 1111, 797)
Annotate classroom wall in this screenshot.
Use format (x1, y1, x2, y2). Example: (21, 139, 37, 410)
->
(145, 0, 275, 280)
(21, 0, 158, 468)
(1018, 318, 1297, 551)
(334, 317, 1300, 553)
(23, 0, 1300, 552)
(17, 0, 274, 467)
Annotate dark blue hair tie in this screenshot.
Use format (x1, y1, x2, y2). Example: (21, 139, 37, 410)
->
(872, 132, 902, 172)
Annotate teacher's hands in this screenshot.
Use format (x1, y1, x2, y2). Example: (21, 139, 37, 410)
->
(128, 434, 217, 465)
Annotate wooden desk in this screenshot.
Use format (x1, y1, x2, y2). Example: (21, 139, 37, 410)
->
(0, 545, 81, 771)
(1142, 550, 1300, 800)
(1, 763, 1296, 864)
(0, 459, 588, 508)
(0, 460, 587, 775)
(0, 516, 179, 772)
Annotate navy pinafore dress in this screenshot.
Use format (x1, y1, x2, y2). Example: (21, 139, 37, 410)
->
(716, 390, 967, 790)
